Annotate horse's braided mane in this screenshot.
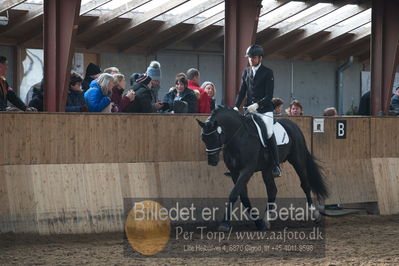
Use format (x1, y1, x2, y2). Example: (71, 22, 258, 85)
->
(211, 106, 243, 121)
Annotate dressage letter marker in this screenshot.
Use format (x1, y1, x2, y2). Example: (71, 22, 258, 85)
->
(336, 120, 346, 139)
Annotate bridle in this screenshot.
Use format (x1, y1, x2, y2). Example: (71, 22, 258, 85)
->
(201, 123, 244, 155)
(201, 126, 223, 155)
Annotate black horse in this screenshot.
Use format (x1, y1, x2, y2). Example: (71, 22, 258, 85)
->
(196, 107, 328, 231)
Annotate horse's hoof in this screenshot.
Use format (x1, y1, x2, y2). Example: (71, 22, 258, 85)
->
(218, 222, 231, 232)
(313, 210, 322, 223)
(255, 219, 268, 231)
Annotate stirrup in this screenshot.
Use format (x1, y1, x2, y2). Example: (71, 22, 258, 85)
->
(272, 165, 282, 178)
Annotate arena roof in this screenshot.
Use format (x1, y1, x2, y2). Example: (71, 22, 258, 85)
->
(0, 0, 371, 62)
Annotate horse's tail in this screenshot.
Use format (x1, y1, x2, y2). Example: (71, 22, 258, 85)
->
(305, 149, 328, 199)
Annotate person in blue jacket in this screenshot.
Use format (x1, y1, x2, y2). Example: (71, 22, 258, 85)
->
(84, 73, 114, 112)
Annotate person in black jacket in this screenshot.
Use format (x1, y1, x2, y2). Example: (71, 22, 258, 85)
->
(358, 90, 370, 115)
(28, 80, 44, 111)
(234, 45, 281, 177)
(82, 63, 101, 92)
(0, 56, 33, 112)
(163, 75, 197, 113)
(66, 72, 87, 112)
(124, 74, 163, 113)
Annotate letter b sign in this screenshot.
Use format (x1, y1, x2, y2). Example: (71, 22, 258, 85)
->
(336, 120, 346, 139)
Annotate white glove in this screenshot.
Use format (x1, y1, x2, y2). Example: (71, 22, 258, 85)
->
(247, 103, 259, 113)
(26, 107, 38, 112)
(233, 107, 239, 111)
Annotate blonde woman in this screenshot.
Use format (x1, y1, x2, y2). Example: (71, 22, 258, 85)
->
(111, 74, 126, 112)
(84, 73, 114, 112)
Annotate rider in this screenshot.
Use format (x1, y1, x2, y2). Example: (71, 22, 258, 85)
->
(234, 45, 281, 177)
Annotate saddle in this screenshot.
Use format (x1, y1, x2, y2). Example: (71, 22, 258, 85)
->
(243, 114, 289, 146)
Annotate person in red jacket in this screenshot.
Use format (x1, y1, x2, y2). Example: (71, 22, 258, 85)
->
(186, 68, 210, 114)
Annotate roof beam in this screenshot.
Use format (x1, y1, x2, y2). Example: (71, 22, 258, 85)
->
(190, 0, 291, 50)
(0, 0, 26, 13)
(260, 0, 354, 44)
(0, 0, 112, 36)
(0, 6, 42, 35)
(335, 38, 370, 60)
(149, 11, 224, 53)
(357, 49, 370, 62)
(193, 26, 224, 49)
(259, 0, 291, 15)
(118, 0, 224, 52)
(80, 0, 113, 15)
(262, 3, 369, 56)
(257, 0, 319, 33)
(78, 0, 151, 35)
(290, 9, 371, 59)
(88, 0, 190, 49)
(310, 24, 371, 60)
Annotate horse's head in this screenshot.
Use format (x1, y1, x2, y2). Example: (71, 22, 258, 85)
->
(196, 118, 224, 166)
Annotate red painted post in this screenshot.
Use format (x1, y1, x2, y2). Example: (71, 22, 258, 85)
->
(370, 0, 399, 115)
(224, 0, 262, 107)
(43, 0, 81, 112)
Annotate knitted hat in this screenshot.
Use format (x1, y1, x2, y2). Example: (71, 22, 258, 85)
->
(85, 63, 101, 77)
(146, 61, 161, 81)
(136, 73, 152, 86)
(130, 73, 140, 86)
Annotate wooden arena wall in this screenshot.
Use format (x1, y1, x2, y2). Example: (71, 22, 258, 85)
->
(0, 113, 398, 234)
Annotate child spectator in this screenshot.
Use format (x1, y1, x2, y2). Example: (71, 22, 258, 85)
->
(66, 72, 87, 112)
(287, 100, 304, 116)
(272, 97, 284, 115)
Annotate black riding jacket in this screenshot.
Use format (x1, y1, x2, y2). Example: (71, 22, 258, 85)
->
(235, 64, 274, 113)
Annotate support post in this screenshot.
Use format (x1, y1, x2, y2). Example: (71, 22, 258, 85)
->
(370, 0, 399, 115)
(43, 0, 81, 112)
(224, 0, 262, 107)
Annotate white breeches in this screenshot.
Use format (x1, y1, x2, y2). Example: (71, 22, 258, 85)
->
(254, 111, 274, 139)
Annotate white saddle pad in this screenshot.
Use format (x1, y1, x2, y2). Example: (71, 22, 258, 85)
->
(252, 119, 289, 146)
(273, 122, 289, 145)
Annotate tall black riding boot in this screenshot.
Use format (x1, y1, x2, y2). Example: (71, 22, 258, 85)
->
(266, 134, 282, 178)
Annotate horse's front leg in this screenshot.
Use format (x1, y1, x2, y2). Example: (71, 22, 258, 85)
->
(258, 167, 277, 230)
(218, 167, 255, 232)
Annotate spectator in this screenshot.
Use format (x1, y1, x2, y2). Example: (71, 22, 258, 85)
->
(272, 97, 284, 115)
(146, 61, 162, 101)
(0, 56, 33, 112)
(287, 100, 303, 116)
(129, 73, 140, 88)
(84, 73, 114, 112)
(163, 75, 197, 113)
(104, 67, 120, 75)
(66, 72, 87, 112)
(186, 68, 211, 113)
(358, 90, 370, 115)
(28, 79, 44, 111)
(390, 87, 399, 110)
(323, 107, 337, 116)
(121, 74, 163, 113)
(25, 80, 41, 105)
(111, 74, 126, 112)
(201, 81, 216, 111)
(82, 63, 101, 92)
